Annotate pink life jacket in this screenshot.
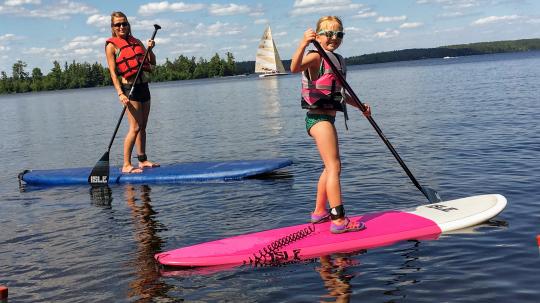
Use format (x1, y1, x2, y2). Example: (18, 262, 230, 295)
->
(301, 50, 346, 111)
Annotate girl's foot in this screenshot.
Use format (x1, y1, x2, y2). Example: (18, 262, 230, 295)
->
(311, 210, 331, 224)
(122, 165, 143, 174)
(330, 217, 365, 234)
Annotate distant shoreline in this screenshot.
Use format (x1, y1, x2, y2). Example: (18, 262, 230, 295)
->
(2, 38, 539, 95)
(345, 38, 540, 66)
(235, 38, 540, 74)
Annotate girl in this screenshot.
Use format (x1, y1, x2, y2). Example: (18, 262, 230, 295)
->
(105, 11, 159, 173)
(290, 16, 371, 234)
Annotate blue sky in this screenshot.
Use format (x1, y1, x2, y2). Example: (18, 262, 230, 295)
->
(1, 0, 539, 75)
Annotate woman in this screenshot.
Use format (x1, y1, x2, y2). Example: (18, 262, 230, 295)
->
(105, 11, 159, 174)
(290, 16, 371, 233)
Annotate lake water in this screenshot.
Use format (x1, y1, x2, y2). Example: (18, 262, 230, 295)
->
(1, 52, 539, 302)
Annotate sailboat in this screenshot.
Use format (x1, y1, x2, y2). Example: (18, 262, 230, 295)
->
(255, 25, 288, 78)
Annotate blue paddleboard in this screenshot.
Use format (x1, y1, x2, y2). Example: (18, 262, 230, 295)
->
(19, 158, 293, 186)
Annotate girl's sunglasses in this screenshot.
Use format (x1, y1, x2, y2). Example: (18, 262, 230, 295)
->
(113, 22, 129, 28)
(317, 30, 345, 39)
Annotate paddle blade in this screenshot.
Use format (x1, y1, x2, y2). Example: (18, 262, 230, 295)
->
(88, 151, 110, 185)
(421, 186, 442, 203)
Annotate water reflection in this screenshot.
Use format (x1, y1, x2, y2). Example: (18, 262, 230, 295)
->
(381, 241, 423, 302)
(89, 184, 175, 302)
(316, 253, 363, 303)
(123, 185, 173, 302)
(89, 185, 113, 208)
(316, 241, 430, 303)
(256, 77, 283, 135)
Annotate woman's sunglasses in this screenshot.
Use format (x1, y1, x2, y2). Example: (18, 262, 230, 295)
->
(317, 30, 345, 39)
(113, 22, 129, 28)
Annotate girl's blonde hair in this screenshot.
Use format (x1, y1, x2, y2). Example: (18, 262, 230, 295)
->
(316, 16, 343, 32)
(110, 11, 132, 37)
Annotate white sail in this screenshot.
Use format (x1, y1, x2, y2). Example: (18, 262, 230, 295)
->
(255, 25, 287, 77)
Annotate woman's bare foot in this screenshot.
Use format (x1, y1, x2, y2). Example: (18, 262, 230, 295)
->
(138, 160, 160, 169)
(122, 165, 143, 174)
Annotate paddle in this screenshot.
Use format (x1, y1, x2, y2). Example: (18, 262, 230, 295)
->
(312, 41, 442, 203)
(88, 24, 161, 185)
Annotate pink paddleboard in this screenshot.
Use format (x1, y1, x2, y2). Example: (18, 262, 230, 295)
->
(155, 194, 506, 268)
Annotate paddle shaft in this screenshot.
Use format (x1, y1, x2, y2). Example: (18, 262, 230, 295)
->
(312, 41, 430, 198)
(106, 25, 161, 152)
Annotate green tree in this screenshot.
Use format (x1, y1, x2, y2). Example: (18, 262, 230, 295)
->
(208, 53, 222, 77)
(12, 60, 29, 81)
(0, 71, 10, 93)
(30, 67, 43, 91)
(45, 60, 63, 90)
(224, 52, 235, 76)
(192, 57, 209, 79)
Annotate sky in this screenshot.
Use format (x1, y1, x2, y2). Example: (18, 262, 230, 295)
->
(1, 0, 540, 75)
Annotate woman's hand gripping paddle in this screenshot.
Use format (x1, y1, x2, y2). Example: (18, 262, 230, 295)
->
(312, 41, 442, 203)
(88, 24, 161, 185)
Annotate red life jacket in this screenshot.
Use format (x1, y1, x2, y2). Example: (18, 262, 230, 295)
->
(106, 36, 150, 79)
(301, 50, 346, 111)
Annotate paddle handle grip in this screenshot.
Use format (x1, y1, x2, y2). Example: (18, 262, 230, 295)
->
(311, 41, 425, 194)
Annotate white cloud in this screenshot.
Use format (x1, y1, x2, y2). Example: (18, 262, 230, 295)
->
(23, 47, 49, 55)
(439, 11, 465, 18)
(170, 22, 244, 37)
(355, 8, 377, 19)
(294, 0, 354, 7)
(291, 0, 362, 16)
(197, 22, 243, 36)
(526, 18, 540, 24)
(2, 0, 98, 20)
(273, 31, 287, 37)
(472, 15, 520, 25)
(73, 48, 94, 55)
(219, 44, 247, 52)
(5, 0, 40, 6)
(170, 43, 206, 54)
(154, 37, 171, 45)
(86, 14, 109, 27)
(376, 15, 407, 23)
(400, 22, 423, 29)
(416, 0, 482, 9)
(208, 3, 251, 16)
(32, 0, 98, 20)
(0, 34, 17, 41)
(64, 36, 104, 51)
(374, 30, 400, 39)
(138, 1, 205, 16)
(254, 18, 268, 25)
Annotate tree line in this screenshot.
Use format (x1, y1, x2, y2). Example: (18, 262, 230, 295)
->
(0, 52, 238, 94)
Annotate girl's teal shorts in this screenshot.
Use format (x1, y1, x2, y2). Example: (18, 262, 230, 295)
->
(305, 113, 335, 135)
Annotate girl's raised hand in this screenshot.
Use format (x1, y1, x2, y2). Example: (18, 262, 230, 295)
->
(302, 28, 317, 47)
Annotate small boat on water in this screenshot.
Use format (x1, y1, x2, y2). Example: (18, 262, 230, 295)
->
(255, 25, 288, 78)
